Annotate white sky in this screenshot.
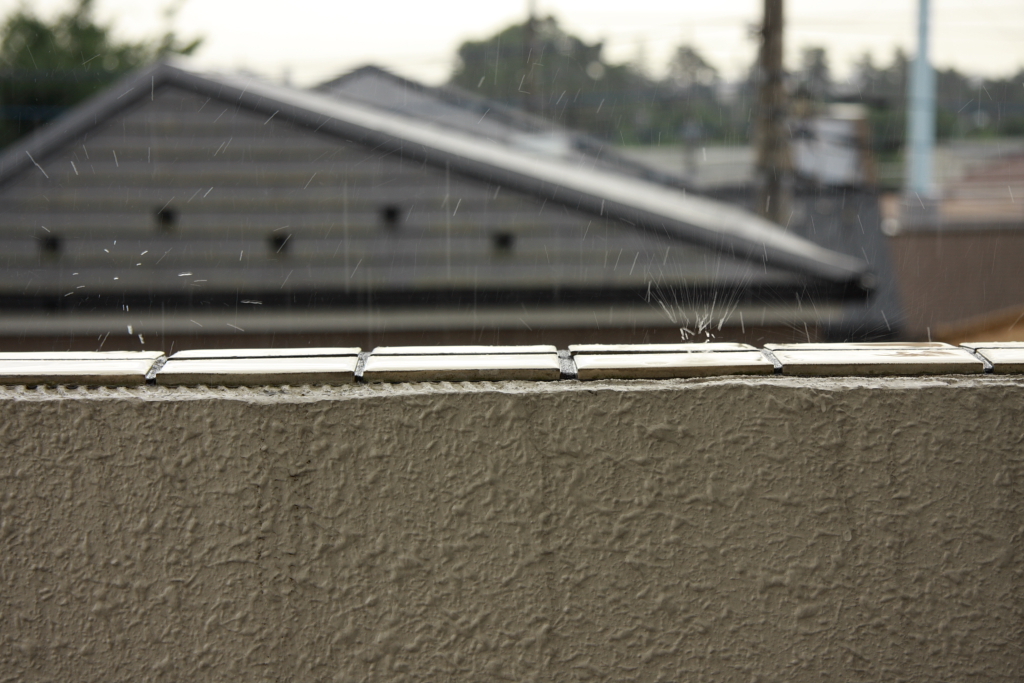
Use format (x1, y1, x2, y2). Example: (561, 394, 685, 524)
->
(2, 0, 1022, 87)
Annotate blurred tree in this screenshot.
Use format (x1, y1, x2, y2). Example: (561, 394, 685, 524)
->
(450, 17, 657, 143)
(452, 22, 754, 145)
(853, 49, 909, 156)
(666, 46, 719, 93)
(850, 48, 1023, 156)
(984, 69, 1024, 136)
(796, 47, 830, 102)
(0, 0, 201, 148)
(854, 48, 908, 106)
(452, 22, 1024, 151)
(663, 45, 736, 149)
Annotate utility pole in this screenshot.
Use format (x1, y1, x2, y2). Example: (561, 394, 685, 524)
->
(754, 0, 792, 225)
(903, 0, 937, 226)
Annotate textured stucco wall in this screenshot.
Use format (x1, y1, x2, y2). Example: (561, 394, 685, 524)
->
(1, 377, 1022, 682)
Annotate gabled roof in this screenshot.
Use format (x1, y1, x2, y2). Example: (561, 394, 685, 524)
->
(0, 58, 869, 289)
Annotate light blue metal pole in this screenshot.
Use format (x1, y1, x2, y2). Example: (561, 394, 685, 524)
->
(906, 0, 935, 200)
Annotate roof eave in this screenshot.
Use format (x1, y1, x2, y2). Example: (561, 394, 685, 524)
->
(0, 61, 174, 187)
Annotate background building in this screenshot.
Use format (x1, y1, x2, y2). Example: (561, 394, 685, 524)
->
(885, 148, 1024, 341)
(0, 59, 873, 351)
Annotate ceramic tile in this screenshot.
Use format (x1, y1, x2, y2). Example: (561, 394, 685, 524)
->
(568, 343, 754, 355)
(0, 351, 164, 360)
(573, 351, 773, 380)
(362, 353, 560, 382)
(156, 357, 358, 386)
(960, 342, 1024, 350)
(0, 359, 157, 385)
(773, 347, 983, 376)
(974, 348, 1024, 373)
(171, 347, 359, 360)
(371, 345, 556, 355)
(765, 342, 953, 351)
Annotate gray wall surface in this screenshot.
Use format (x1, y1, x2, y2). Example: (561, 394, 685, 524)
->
(1, 376, 1022, 681)
(0, 85, 764, 298)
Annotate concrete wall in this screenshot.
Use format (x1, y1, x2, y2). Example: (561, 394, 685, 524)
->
(1, 376, 1022, 681)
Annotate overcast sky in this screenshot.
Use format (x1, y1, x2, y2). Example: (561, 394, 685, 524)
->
(2, 0, 1022, 87)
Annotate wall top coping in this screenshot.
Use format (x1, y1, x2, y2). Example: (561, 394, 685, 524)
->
(0, 343, 1021, 387)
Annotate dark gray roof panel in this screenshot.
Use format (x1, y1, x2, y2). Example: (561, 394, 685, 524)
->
(317, 65, 695, 191)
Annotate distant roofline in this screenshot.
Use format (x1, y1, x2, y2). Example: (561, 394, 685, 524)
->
(316, 64, 562, 136)
(316, 64, 701, 193)
(0, 58, 869, 287)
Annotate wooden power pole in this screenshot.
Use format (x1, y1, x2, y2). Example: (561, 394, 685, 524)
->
(755, 0, 792, 225)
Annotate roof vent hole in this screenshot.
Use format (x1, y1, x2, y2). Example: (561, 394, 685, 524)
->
(269, 233, 291, 254)
(380, 204, 401, 229)
(39, 234, 62, 256)
(155, 206, 178, 231)
(492, 231, 515, 253)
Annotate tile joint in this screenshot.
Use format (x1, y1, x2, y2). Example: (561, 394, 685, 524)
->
(557, 349, 578, 380)
(759, 348, 784, 374)
(962, 348, 994, 373)
(354, 351, 370, 382)
(145, 356, 167, 383)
